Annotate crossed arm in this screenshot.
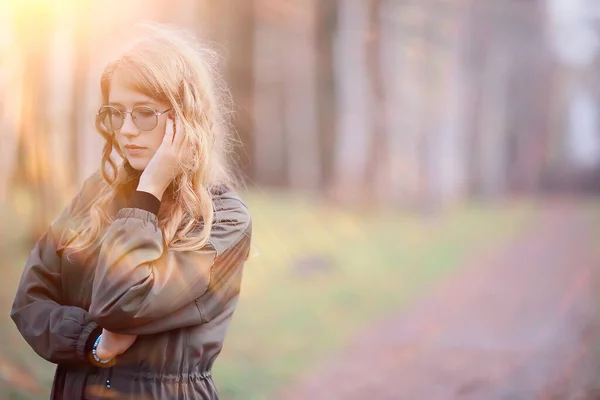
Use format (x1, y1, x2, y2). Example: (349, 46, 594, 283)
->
(10, 180, 251, 366)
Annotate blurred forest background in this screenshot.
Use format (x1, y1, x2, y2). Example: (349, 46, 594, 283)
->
(1, 0, 600, 399)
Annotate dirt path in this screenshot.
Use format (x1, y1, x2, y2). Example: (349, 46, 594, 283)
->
(278, 203, 600, 400)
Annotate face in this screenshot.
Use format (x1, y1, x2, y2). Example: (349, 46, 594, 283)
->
(107, 69, 171, 171)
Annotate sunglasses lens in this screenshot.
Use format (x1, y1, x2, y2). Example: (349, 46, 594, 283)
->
(132, 107, 158, 131)
(98, 107, 122, 131)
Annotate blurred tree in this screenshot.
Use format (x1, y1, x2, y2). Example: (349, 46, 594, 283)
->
(253, 0, 287, 187)
(330, 0, 373, 206)
(476, 1, 510, 199)
(10, 4, 59, 241)
(282, 1, 321, 193)
(377, 0, 410, 207)
(0, 4, 19, 206)
(1, 0, 595, 227)
(69, 2, 93, 187)
(505, 1, 554, 195)
(365, 0, 390, 207)
(316, 0, 338, 192)
(205, 0, 255, 182)
(422, 0, 468, 209)
(546, 0, 600, 192)
(252, 0, 323, 192)
(395, 0, 430, 209)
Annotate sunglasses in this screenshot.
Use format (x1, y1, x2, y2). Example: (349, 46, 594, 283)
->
(97, 105, 172, 132)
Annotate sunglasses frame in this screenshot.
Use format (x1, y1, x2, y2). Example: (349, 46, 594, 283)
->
(97, 105, 172, 132)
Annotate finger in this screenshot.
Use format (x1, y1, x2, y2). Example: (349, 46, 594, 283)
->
(172, 115, 185, 151)
(162, 114, 175, 146)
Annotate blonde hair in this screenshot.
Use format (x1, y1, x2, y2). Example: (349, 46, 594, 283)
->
(73, 22, 239, 252)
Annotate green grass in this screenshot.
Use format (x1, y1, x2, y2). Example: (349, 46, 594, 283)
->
(0, 193, 536, 400)
(212, 194, 535, 399)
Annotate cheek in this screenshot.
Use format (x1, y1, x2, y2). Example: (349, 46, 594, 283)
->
(149, 127, 166, 149)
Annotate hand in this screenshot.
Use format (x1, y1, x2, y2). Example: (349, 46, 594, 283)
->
(95, 329, 138, 360)
(138, 114, 184, 200)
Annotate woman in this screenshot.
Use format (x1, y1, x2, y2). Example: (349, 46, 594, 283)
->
(10, 23, 251, 399)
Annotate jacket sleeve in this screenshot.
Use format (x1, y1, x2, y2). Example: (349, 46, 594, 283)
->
(10, 187, 101, 365)
(89, 194, 252, 334)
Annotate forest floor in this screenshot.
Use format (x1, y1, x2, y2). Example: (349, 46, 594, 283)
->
(278, 201, 600, 400)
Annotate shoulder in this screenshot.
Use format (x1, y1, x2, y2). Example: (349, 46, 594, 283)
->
(211, 185, 251, 226)
(208, 185, 252, 255)
(71, 170, 108, 213)
(76, 169, 107, 199)
(49, 170, 107, 243)
(80, 169, 106, 192)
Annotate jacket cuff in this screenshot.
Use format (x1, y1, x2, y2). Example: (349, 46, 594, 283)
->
(76, 321, 101, 362)
(115, 208, 159, 229)
(127, 191, 161, 215)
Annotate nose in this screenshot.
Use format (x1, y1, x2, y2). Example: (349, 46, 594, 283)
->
(120, 113, 139, 137)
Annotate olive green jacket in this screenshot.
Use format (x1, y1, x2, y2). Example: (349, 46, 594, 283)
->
(11, 170, 252, 399)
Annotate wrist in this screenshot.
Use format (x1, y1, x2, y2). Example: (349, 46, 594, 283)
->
(128, 190, 162, 215)
(95, 346, 115, 361)
(136, 182, 165, 201)
(91, 334, 116, 366)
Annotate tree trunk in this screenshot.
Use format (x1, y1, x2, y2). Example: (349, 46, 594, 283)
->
(463, 0, 490, 197)
(68, 2, 93, 188)
(379, 0, 413, 207)
(252, 0, 287, 187)
(399, 1, 428, 208)
(12, 6, 57, 239)
(316, 0, 338, 192)
(331, 0, 372, 206)
(205, 0, 255, 182)
(282, 1, 321, 192)
(478, 37, 510, 199)
(365, 0, 391, 208)
(48, 2, 81, 194)
(0, 5, 19, 205)
(428, 2, 469, 208)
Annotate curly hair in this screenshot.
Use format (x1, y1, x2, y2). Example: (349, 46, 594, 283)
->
(71, 22, 239, 252)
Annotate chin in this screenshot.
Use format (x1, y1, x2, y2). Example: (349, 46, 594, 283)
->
(127, 159, 148, 171)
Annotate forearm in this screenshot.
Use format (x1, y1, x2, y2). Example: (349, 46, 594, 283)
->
(89, 206, 214, 332)
(89, 190, 251, 334)
(11, 300, 100, 365)
(11, 227, 101, 365)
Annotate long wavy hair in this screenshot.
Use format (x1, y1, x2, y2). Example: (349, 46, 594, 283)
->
(71, 22, 239, 252)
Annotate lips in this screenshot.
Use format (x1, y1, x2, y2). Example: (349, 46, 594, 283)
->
(124, 144, 147, 156)
(124, 144, 146, 150)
